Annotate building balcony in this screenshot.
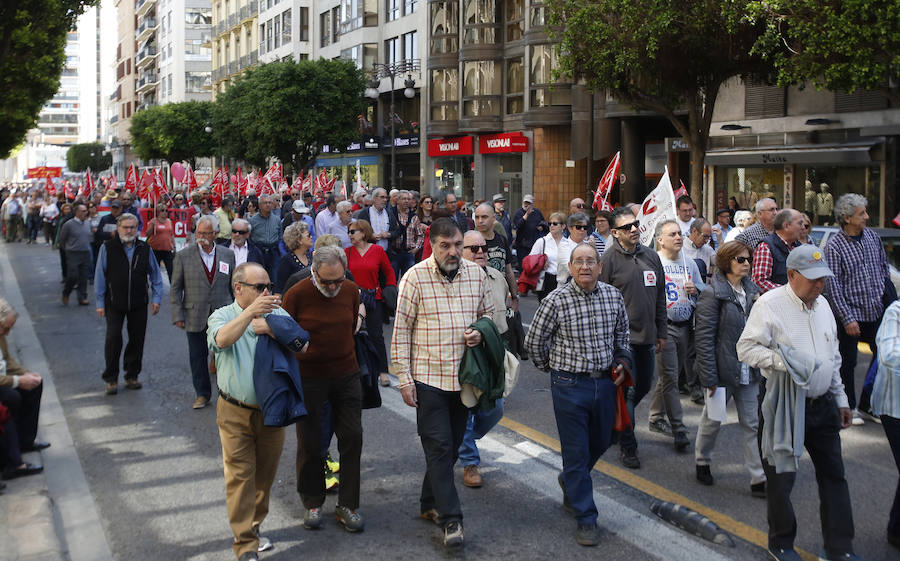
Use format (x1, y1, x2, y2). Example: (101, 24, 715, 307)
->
(135, 46, 158, 68)
(136, 72, 159, 94)
(215, 20, 225, 36)
(110, 115, 118, 124)
(228, 13, 238, 30)
(136, 99, 156, 112)
(228, 61, 238, 75)
(239, 55, 248, 70)
(240, 5, 250, 21)
(249, 50, 258, 65)
(249, 0, 258, 17)
(137, 17, 158, 42)
(136, 0, 157, 19)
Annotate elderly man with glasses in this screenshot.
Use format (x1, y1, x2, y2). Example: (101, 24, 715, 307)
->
(228, 218, 264, 267)
(737, 197, 779, 250)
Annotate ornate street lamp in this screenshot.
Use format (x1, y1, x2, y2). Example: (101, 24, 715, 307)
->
(365, 60, 420, 190)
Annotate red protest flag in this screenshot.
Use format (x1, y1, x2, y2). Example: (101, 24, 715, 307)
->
(592, 151, 620, 211)
(123, 163, 138, 193)
(79, 168, 94, 198)
(184, 165, 199, 192)
(44, 176, 56, 195)
(137, 169, 154, 200)
(673, 179, 689, 200)
(64, 180, 76, 200)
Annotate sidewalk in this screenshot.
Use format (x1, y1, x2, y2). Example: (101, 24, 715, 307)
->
(1, 241, 114, 561)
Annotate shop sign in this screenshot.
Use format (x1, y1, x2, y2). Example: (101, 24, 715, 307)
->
(427, 136, 474, 157)
(478, 133, 528, 154)
(666, 138, 690, 152)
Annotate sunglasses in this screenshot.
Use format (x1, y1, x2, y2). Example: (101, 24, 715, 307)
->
(549, 221, 563, 226)
(348, 229, 358, 234)
(574, 204, 586, 209)
(613, 220, 640, 231)
(571, 224, 588, 231)
(232, 229, 248, 235)
(238, 281, 274, 293)
(318, 277, 345, 288)
(734, 256, 752, 264)
(464, 244, 488, 253)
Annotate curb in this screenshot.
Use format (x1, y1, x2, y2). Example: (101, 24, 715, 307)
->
(1, 242, 115, 561)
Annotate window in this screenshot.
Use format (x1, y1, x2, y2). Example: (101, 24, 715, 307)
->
(404, 0, 417, 16)
(430, 1, 459, 54)
(185, 9, 211, 25)
(168, 42, 173, 58)
(299, 7, 309, 42)
(185, 39, 212, 61)
(385, 37, 399, 66)
(506, 57, 523, 114)
(402, 31, 417, 62)
(529, 44, 571, 107)
(260, 23, 267, 53)
(320, 11, 331, 47)
(332, 7, 341, 40)
(387, 0, 400, 22)
(341, 0, 377, 33)
(463, 0, 498, 44)
(340, 43, 377, 70)
(266, 20, 273, 51)
(274, 18, 281, 48)
(463, 60, 499, 116)
(282, 9, 291, 43)
(530, 1, 545, 26)
(744, 80, 785, 119)
(185, 71, 211, 92)
(168, 74, 173, 95)
(431, 68, 459, 120)
(505, 0, 523, 41)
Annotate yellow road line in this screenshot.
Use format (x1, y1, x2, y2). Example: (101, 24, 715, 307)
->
(498, 417, 818, 561)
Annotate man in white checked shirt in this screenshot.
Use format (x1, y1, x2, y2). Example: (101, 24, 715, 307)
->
(737, 244, 858, 561)
(391, 217, 494, 550)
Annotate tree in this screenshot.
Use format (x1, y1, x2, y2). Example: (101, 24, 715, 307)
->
(129, 101, 215, 167)
(748, 0, 900, 104)
(0, 0, 99, 158)
(212, 59, 365, 173)
(547, 0, 770, 202)
(66, 142, 111, 172)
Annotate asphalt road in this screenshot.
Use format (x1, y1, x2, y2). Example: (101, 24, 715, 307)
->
(3, 240, 897, 561)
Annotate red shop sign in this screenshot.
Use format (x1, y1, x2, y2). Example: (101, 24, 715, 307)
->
(427, 136, 474, 157)
(478, 132, 529, 154)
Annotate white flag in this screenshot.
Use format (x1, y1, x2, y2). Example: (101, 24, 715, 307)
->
(636, 168, 677, 246)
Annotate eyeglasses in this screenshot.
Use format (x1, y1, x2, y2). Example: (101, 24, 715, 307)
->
(574, 204, 586, 209)
(572, 224, 589, 231)
(423, 200, 433, 205)
(734, 256, 752, 264)
(317, 276, 344, 288)
(549, 221, 563, 226)
(238, 281, 274, 293)
(348, 229, 358, 234)
(572, 259, 598, 267)
(232, 229, 248, 235)
(612, 220, 640, 231)
(463, 244, 488, 253)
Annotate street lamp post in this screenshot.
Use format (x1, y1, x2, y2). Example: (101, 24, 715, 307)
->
(365, 60, 420, 190)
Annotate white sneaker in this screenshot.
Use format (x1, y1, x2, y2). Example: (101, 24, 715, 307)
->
(851, 410, 864, 426)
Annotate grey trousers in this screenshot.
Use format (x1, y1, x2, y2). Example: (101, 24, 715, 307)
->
(694, 381, 765, 485)
(649, 322, 688, 431)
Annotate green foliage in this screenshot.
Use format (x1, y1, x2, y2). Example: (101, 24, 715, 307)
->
(212, 59, 366, 172)
(129, 101, 215, 166)
(748, 0, 900, 99)
(546, 0, 770, 196)
(66, 142, 111, 172)
(0, 0, 99, 158)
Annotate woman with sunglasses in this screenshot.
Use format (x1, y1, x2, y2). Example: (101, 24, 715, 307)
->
(693, 241, 766, 497)
(346, 219, 397, 386)
(528, 211, 568, 300)
(144, 204, 175, 283)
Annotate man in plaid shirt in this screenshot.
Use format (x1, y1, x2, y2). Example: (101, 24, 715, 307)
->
(751, 209, 803, 293)
(391, 217, 494, 549)
(525, 243, 632, 547)
(824, 193, 891, 423)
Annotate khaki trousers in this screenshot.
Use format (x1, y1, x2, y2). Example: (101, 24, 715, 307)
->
(217, 399, 285, 558)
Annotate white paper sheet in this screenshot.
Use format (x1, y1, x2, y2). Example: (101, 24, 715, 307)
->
(706, 387, 727, 423)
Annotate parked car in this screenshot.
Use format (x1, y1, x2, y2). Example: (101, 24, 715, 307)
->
(809, 226, 900, 293)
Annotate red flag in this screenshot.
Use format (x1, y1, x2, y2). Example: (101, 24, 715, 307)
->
(79, 168, 94, 198)
(212, 167, 229, 200)
(183, 165, 198, 192)
(673, 179, 689, 200)
(234, 166, 247, 197)
(291, 171, 303, 191)
(338, 181, 347, 199)
(123, 163, 138, 193)
(44, 176, 56, 195)
(137, 169, 154, 200)
(108, 172, 117, 191)
(152, 169, 169, 203)
(592, 151, 621, 211)
(64, 180, 75, 200)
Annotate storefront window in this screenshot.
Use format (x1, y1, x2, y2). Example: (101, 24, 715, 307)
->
(433, 156, 474, 203)
(715, 167, 784, 211)
(463, 60, 500, 116)
(797, 164, 881, 226)
(463, 0, 498, 44)
(431, 68, 459, 120)
(430, 0, 459, 54)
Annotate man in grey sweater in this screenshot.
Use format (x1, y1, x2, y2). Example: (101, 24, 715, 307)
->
(58, 202, 93, 306)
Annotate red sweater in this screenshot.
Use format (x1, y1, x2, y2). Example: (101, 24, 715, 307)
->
(345, 244, 396, 300)
(282, 277, 360, 378)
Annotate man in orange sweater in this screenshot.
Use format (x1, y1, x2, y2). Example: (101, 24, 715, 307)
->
(282, 245, 364, 533)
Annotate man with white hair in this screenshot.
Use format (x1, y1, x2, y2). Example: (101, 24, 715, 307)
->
(751, 209, 803, 294)
(172, 215, 236, 409)
(736, 198, 778, 250)
(248, 194, 282, 278)
(229, 218, 263, 267)
(824, 192, 891, 424)
(355, 188, 399, 252)
(324, 200, 353, 248)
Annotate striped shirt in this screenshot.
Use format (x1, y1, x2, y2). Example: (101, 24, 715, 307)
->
(390, 256, 494, 391)
(735, 222, 772, 251)
(823, 227, 889, 325)
(525, 279, 630, 375)
(873, 300, 900, 418)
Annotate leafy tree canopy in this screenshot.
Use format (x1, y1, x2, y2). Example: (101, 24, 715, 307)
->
(66, 142, 111, 172)
(0, 0, 98, 158)
(212, 59, 365, 173)
(748, 0, 900, 103)
(129, 101, 215, 167)
(547, 0, 770, 199)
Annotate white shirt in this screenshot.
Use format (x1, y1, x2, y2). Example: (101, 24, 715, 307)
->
(529, 233, 566, 289)
(737, 283, 848, 407)
(230, 242, 249, 266)
(554, 237, 580, 284)
(683, 239, 716, 274)
(200, 244, 216, 271)
(676, 217, 695, 239)
(368, 206, 390, 250)
(315, 208, 338, 239)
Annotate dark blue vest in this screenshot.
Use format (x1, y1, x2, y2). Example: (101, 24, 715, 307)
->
(761, 232, 791, 286)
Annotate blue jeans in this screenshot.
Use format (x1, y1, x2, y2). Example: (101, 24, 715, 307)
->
(186, 330, 211, 400)
(390, 251, 416, 282)
(458, 398, 504, 467)
(551, 370, 616, 525)
(619, 343, 656, 453)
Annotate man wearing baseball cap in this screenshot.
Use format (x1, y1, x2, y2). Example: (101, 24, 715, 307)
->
(737, 244, 859, 561)
(491, 193, 512, 241)
(511, 194, 546, 269)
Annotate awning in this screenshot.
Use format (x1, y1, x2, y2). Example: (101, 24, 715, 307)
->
(705, 139, 881, 166)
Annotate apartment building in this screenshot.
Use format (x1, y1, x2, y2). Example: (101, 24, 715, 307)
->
(211, 0, 261, 97)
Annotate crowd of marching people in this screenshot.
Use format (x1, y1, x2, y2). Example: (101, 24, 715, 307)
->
(1, 176, 900, 561)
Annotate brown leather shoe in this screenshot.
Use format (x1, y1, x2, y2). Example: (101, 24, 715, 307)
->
(463, 465, 482, 488)
(105, 383, 117, 395)
(192, 396, 209, 409)
(61, 293, 69, 306)
(124, 379, 142, 390)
